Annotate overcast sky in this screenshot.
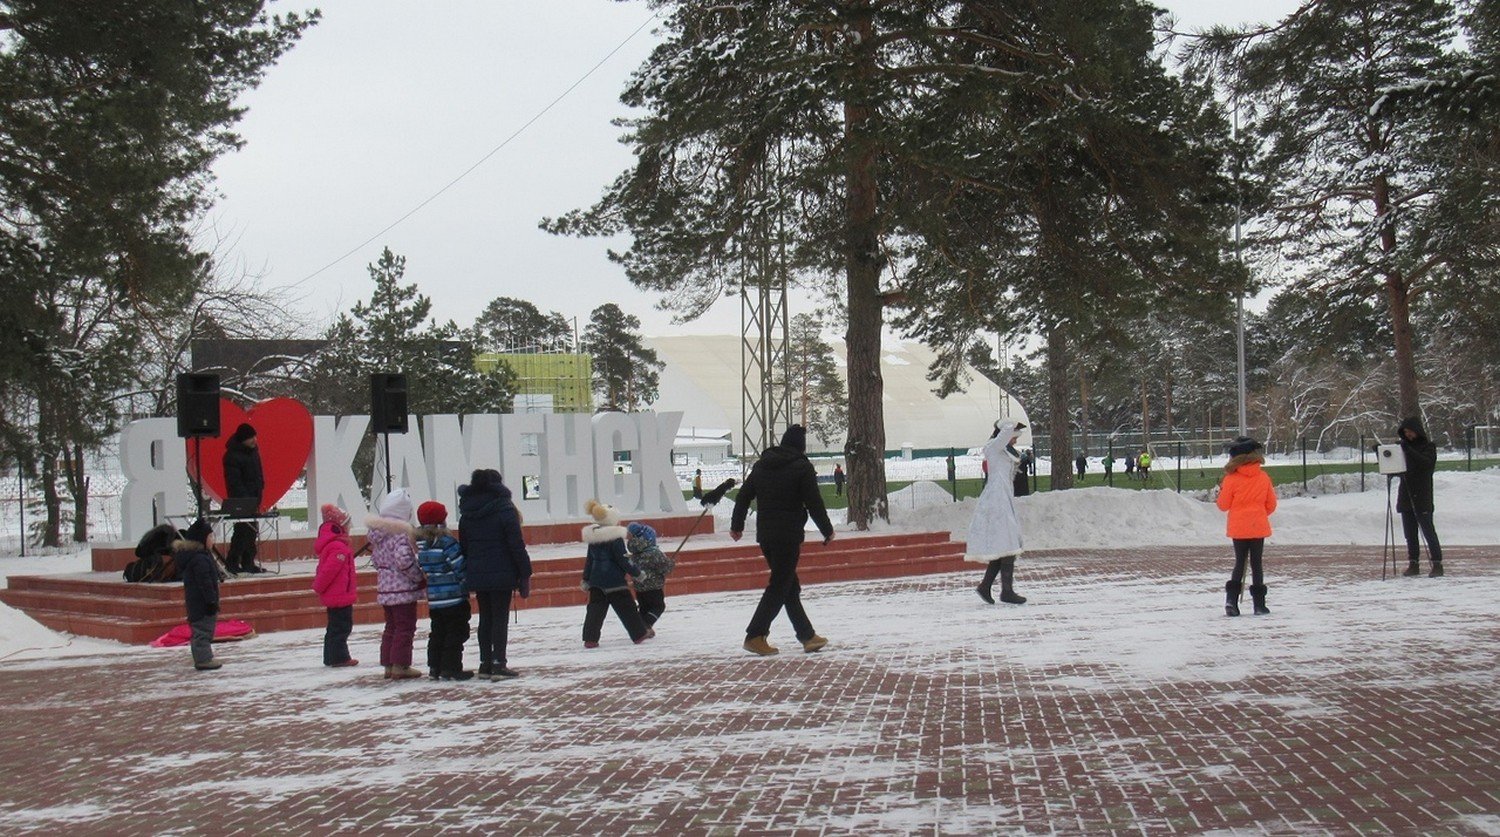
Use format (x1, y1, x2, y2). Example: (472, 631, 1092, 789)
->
(210, 0, 1307, 339)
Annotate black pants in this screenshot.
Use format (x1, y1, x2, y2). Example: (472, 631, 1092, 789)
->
(583, 587, 647, 642)
(323, 605, 353, 665)
(474, 588, 513, 668)
(1400, 511, 1443, 564)
(227, 521, 258, 571)
(637, 588, 666, 626)
(746, 540, 814, 642)
(1230, 538, 1265, 587)
(427, 600, 472, 675)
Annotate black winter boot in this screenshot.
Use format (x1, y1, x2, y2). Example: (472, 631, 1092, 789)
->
(1402, 561, 1421, 577)
(976, 560, 1001, 604)
(998, 557, 1026, 604)
(1429, 561, 1444, 578)
(1249, 584, 1269, 615)
(1225, 581, 1242, 617)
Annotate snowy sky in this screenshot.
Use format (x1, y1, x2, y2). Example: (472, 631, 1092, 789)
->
(209, 0, 1306, 339)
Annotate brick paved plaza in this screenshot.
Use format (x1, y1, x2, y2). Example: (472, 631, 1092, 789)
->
(0, 545, 1495, 835)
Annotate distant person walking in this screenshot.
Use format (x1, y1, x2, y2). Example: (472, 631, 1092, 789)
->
(1075, 453, 1088, 481)
(692, 469, 703, 500)
(1124, 453, 1136, 479)
(966, 418, 1028, 606)
(1102, 453, 1115, 483)
(833, 463, 845, 496)
(1216, 437, 1276, 616)
(1137, 450, 1152, 482)
(1394, 417, 1443, 578)
(731, 425, 835, 656)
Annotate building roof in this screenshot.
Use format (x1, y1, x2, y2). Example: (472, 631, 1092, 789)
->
(645, 335, 1030, 455)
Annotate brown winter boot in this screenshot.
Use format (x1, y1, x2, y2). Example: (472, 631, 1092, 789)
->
(390, 665, 424, 680)
(801, 635, 828, 653)
(383, 666, 394, 680)
(743, 636, 779, 656)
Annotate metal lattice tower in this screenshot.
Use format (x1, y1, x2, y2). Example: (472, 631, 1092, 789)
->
(740, 183, 792, 462)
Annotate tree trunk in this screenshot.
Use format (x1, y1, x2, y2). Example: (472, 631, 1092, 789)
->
(841, 1, 887, 529)
(41, 450, 61, 548)
(1374, 174, 1419, 418)
(68, 443, 88, 543)
(1047, 327, 1073, 489)
(1078, 367, 1091, 457)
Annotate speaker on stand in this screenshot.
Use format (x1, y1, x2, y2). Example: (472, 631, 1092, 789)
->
(177, 373, 222, 521)
(370, 373, 408, 495)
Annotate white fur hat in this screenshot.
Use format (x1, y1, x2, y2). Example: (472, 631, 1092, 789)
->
(378, 488, 414, 522)
(583, 498, 621, 527)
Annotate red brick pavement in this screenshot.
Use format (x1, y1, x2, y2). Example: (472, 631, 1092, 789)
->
(0, 545, 1495, 835)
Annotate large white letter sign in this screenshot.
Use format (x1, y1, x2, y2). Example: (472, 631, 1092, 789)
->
(372, 417, 431, 508)
(306, 415, 370, 531)
(498, 412, 546, 521)
(639, 411, 689, 515)
(542, 413, 595, 518)
(425, 414, 501, 516)
(592, 412, 642, 513)
(119, 419, 193, 541)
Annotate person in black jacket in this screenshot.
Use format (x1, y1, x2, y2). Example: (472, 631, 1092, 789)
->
(222, 423, 266, 575)
(457, 469, 533, 679)
(1395, 417, 1444, 577)
(177, 519, 223, 671)
(731, 425, 835, 656)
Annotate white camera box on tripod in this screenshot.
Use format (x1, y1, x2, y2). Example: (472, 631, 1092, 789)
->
(1377, 444, 1407, 475)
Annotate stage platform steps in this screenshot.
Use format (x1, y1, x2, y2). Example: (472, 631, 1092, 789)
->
(1, 530, 967, 644)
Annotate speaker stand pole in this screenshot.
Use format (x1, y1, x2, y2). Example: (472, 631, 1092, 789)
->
(193, 436, 207, 521)
(383, 431, 393, 495)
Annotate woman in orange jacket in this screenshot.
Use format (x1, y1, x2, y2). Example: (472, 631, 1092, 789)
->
(1216, 436, 1277, 616)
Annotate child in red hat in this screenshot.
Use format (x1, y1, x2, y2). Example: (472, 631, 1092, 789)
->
(416, 500, 472, 681)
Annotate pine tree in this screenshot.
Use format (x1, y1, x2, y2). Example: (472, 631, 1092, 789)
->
(469, 297, 574, 354)
(0, 1, 317, 544)
(580, 303, 662, 412)
(1207, 0, 1476, 419)
(781, 314, 847, 446)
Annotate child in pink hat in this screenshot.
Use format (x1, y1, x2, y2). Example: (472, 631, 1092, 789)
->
(313, 503, 359, 667)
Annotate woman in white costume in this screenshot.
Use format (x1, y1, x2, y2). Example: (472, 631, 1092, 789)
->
(966, 418, 1028, 605)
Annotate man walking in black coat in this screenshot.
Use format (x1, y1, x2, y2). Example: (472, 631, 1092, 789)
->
(731, 425, 835, 656)
(222, 423, 266, 574)
(1395, 417, 1444, 577)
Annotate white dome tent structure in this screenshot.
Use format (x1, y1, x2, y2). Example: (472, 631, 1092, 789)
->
(646, 335, 1029, 457)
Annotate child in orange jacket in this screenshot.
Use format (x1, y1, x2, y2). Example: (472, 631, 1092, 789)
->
(1216, 436, 1277, 616)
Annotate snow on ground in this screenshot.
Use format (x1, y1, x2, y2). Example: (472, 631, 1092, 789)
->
(2, 464, 1497, 663)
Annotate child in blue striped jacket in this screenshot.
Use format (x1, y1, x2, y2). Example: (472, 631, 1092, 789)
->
(416, 501, 472, 681)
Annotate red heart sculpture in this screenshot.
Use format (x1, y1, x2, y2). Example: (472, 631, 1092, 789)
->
(185, 398, 314, 512)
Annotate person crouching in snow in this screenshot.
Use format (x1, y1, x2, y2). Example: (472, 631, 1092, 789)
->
(626, 522, 675, 638)
(581, 499, 649, 647)
(367, 488, 426, 679)
(1216, 436, 1277, 616)
(313, 504, 359, 667)
(416, 501, 472, 681)
(177, 518, 222, 671)
(966, 418, 1028, 605)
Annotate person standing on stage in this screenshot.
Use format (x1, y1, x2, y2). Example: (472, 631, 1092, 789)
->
(222, 423, 266, 575)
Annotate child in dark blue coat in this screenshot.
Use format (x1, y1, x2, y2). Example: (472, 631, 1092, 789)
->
(581, 500, 649, 647)
(416, 501, 472, 681)
(176, 519, 222, 671)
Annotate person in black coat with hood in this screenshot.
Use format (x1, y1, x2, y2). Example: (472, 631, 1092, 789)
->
(457, 468, 533, 679)
(731, 425, 835, 656)
(177, 519, 223, 671)
(1395, 417, 1444, 577)
(222, 423, 266, 574)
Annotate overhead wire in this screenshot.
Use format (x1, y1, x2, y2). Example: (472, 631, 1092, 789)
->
(292, 11, 658, 287)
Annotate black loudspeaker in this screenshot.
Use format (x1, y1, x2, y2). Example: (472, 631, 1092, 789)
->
(176, 373, 221, 439)
(370, 373, 409, 434)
